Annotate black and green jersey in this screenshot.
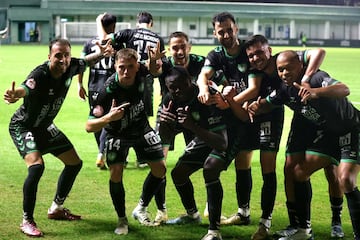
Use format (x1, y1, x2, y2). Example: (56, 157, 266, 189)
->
(112, 28, 165, 61)
(158, 54, 205, 97)
(90, 64, 151, 137)
(11, 58, 86, 128)
(203, 41, 250, 94)
(268, 70, 360, 135)
(81, 37, 115, 92)
(160, 85, 226, 145)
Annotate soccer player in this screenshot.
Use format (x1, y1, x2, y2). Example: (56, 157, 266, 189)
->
(147, 31, 205, 226)
(4, 38, 112, 237)
(78, 13, 117, 169)
(161, 66, 247, 240)
(85, 48, 166, 235)
(98, 11, 165, 168)
(196, 12, 264, 237)
(98, 11, 165, 119)
(243, 34, 343, 239)
(248, 50, 360, 240)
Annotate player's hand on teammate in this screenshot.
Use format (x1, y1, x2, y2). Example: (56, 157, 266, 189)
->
(222, 86, 236, 101)
(197, 83, 212, 105)
(214, 93, 229, 109)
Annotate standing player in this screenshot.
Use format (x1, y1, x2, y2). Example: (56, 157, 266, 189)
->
(4, 38, 112, 237)
(147, 31, 205, 226)
(98, 11, 165, 119)
(85, 48, 166, 235)
(196, 11, 261, 236)
(247, 50, 360, 240)
(244, 34, 344, 239)
(98, 11, 165, 168)
(78, 13, 117, 170)
(161, 66, 247, 240)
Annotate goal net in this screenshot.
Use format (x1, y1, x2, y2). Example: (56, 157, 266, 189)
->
(60, 22, 131, 43)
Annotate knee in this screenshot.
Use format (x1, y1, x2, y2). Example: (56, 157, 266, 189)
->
(293, 164, 309, 182)
(338, 172, 356, 192)
(171, 167, 186, 184)
(109, 164, 123, 182)
(203, 167, 220, 183)
(150, 162, 166, 178)
(284, 162, 295, 177)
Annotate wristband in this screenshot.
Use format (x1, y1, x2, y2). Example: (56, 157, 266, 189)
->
(301, 75, 310, 83)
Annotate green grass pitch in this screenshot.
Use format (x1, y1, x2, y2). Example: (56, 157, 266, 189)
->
(0, 44, 359, 239)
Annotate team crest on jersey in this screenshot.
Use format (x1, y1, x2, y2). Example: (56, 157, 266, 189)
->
(139, 82, 144, 93)
(107, 152, 117, 162)
(25, 78, 36, 89)
(191, 111, 200, 121)
(237, 64, 247, 73)
(26, 141, 36, 149)
(204, 59, 211, 67)
(269, 89, 277, 98)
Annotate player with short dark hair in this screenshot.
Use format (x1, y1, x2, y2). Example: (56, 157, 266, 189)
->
(196, 12, 261, 237)
(147, 31, 206, 225)
(248, 50, 360, 240)
(244, 34, 344, 239)
(98, 11, 165, 118)
(85, 48, 166, 235)
(162, 66, 247, 240)
(78, 12, 117, 169)
(4, 38, 112, 237)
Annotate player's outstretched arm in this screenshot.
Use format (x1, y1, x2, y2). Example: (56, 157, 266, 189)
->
(294, 81, 349, 103)
(86, 100, 129, 133)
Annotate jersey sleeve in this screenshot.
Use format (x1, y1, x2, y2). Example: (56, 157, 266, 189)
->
(21, 64, 46, 96)
(266, 87, 286, 106)
(203, 49, 224, 85)
(310, 71, 339, 88)
(203, 49, 221, 71)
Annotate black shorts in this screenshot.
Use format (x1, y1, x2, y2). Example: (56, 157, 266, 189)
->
(286, 115, 340, 164)
(105, 127, 164, 165)
(89, 90, 100, 109)
(339, 128, 360, 164)
(233, 106, 284, 152)
(176, 137, 230, 169)
(256, 106, 284, 151)
(9, 122, 74, 158)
